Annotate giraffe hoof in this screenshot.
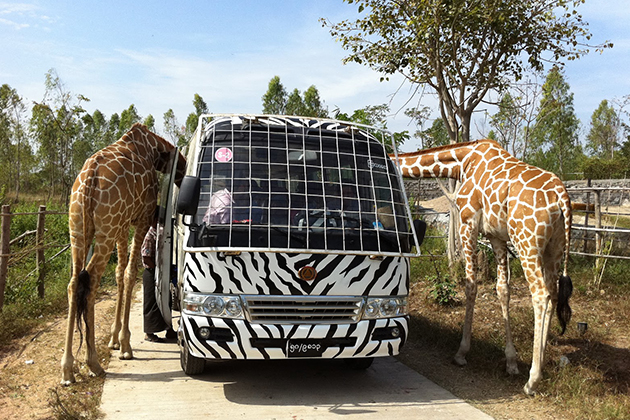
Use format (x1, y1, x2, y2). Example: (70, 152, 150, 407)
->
(88, 365, 105, 377)
(60, 376, 75, 386)
(453, 355, 467, 367)
(108, 339, 120, 350)
(119, 351, 133, 360)
(61, 367, 76, 386)
(506, 364, 520, 376)
(523, 383, 536, 396)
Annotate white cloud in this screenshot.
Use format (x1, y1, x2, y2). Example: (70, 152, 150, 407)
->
(0, 2, 53, 30)
(0, 3, 38, 14)
(0, 16, 28, 29)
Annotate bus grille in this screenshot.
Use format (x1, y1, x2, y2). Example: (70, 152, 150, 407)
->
(242, 295, 363, 324)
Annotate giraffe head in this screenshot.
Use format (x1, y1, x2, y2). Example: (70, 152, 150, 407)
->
(126, 123, 187, 185)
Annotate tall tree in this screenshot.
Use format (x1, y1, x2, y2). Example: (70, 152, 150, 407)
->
(30, 69, 89, 200)
(119, 104, 141, 138)
(262, 76, 287, 115)
(144, 114, 156, 132)
(186, 93, 209, 136)
(323, 0, 611, 145)
(420, 118, 450, 149)
(488, 78, 542, 160)
(404, 106, 431, 149)
(163, 109, 186, 147)
(489, 91, 538, 158)
(303, 85, 328, 118)
(286, 88, 306, 116)
(77, 109, 109, 176)
(335, 103, 409, 151)
(0, 84, 30, 201)
(529, 66, 581, 179)
(586, 100, 620, 159)
(324, 0, 609, 263)
(100, 112, 121, 150)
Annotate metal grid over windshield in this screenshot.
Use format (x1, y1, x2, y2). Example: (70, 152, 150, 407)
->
(188, 114, 419, 256)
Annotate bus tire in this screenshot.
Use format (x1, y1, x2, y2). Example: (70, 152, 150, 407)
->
(343, 357, 374, 370)
(180, 340, 205, 375)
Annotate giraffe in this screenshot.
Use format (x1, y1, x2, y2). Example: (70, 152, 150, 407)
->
(60, 123, 186, 385)
(392, 139, 573, 395)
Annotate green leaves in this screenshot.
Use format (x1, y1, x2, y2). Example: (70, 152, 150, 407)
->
(323, 0, 611, 144)
(529, 65, 581, 179)
(586, 100, 620, 160)
(261, 77, 329, 118)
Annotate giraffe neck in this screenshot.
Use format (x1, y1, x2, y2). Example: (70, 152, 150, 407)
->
(116, 123, 177, 170)
(396, 142, 479, 180)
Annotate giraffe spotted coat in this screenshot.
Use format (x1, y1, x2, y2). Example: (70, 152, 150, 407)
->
(61, 123, 186, 385)
(393, 139, 573, 395)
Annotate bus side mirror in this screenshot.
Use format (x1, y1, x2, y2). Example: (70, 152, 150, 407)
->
(176, 176, 201, 216)
(412, 219, 427, 247)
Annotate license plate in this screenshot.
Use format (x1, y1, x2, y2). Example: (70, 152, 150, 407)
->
(286, 339, 326, 358)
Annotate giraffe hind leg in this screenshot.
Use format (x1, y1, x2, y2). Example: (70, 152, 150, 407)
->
(83, 269, 105, 377)
(61, 271, 80, 385)
(522, 244, 556, 395)
(524, 287, 553, 395)
(79, 238, 116, 377)
(490, 238, 519, 375)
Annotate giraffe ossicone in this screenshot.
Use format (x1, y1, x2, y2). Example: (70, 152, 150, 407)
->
(392, 139, 573, 395)
(60, 123, 186, 385)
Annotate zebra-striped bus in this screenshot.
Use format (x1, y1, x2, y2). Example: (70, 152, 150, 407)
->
(156, 114, 425, 375)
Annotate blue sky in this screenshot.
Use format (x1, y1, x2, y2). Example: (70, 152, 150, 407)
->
(1, 0, 629, 152)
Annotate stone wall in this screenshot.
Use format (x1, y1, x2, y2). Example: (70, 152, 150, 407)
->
(564, 179, 630, 207)
(404, 178, 630, 207)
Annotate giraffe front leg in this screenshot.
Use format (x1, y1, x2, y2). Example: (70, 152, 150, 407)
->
(118, 227, 147, 360)
(490, 238, 519, 375)
(108, 239, 128, 350)
(117, 264, 136, 360)
(454, 222, 478, 367)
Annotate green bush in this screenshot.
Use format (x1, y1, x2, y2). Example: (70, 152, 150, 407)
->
(0, 202, 72, 344)
(428, 274, 458, 305)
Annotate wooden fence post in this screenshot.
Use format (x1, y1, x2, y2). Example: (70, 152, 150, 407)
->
(594, 190, 603, 280)
(583, 179, 591, 253)
(37, 205, 46, 299)
(0, 205, 11, 312)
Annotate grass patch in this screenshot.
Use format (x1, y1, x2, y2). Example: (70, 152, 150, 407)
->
(0, 199, 120, 420)
(405, 225, 630, 420)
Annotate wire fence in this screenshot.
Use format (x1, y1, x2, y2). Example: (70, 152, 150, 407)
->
(0, 205, 70, 311)
(1, 184, 629, 310)
(408, 185, 630, 262)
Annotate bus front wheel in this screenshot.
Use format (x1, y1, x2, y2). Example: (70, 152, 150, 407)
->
(180, 340, 205, 375)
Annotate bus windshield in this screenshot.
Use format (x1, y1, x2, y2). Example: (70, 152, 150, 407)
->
(190, 116, 413, 254)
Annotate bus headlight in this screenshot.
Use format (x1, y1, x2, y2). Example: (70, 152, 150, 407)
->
(203, 296, 225, 316)
(362, 297, 407, 319)
(183, 292, 245, 319)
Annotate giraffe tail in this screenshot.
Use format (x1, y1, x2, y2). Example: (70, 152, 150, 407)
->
(556, 191, 573, 335)
(75, 269, 91, 352)
(73, 159, 97, 352)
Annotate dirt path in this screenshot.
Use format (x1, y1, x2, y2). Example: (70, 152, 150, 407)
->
(0, 291, 117, 420)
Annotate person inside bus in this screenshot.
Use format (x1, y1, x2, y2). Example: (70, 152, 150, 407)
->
(141, 210, 176, 343)
(203, 179, 258, 224)
(203, 180, 233, 224)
